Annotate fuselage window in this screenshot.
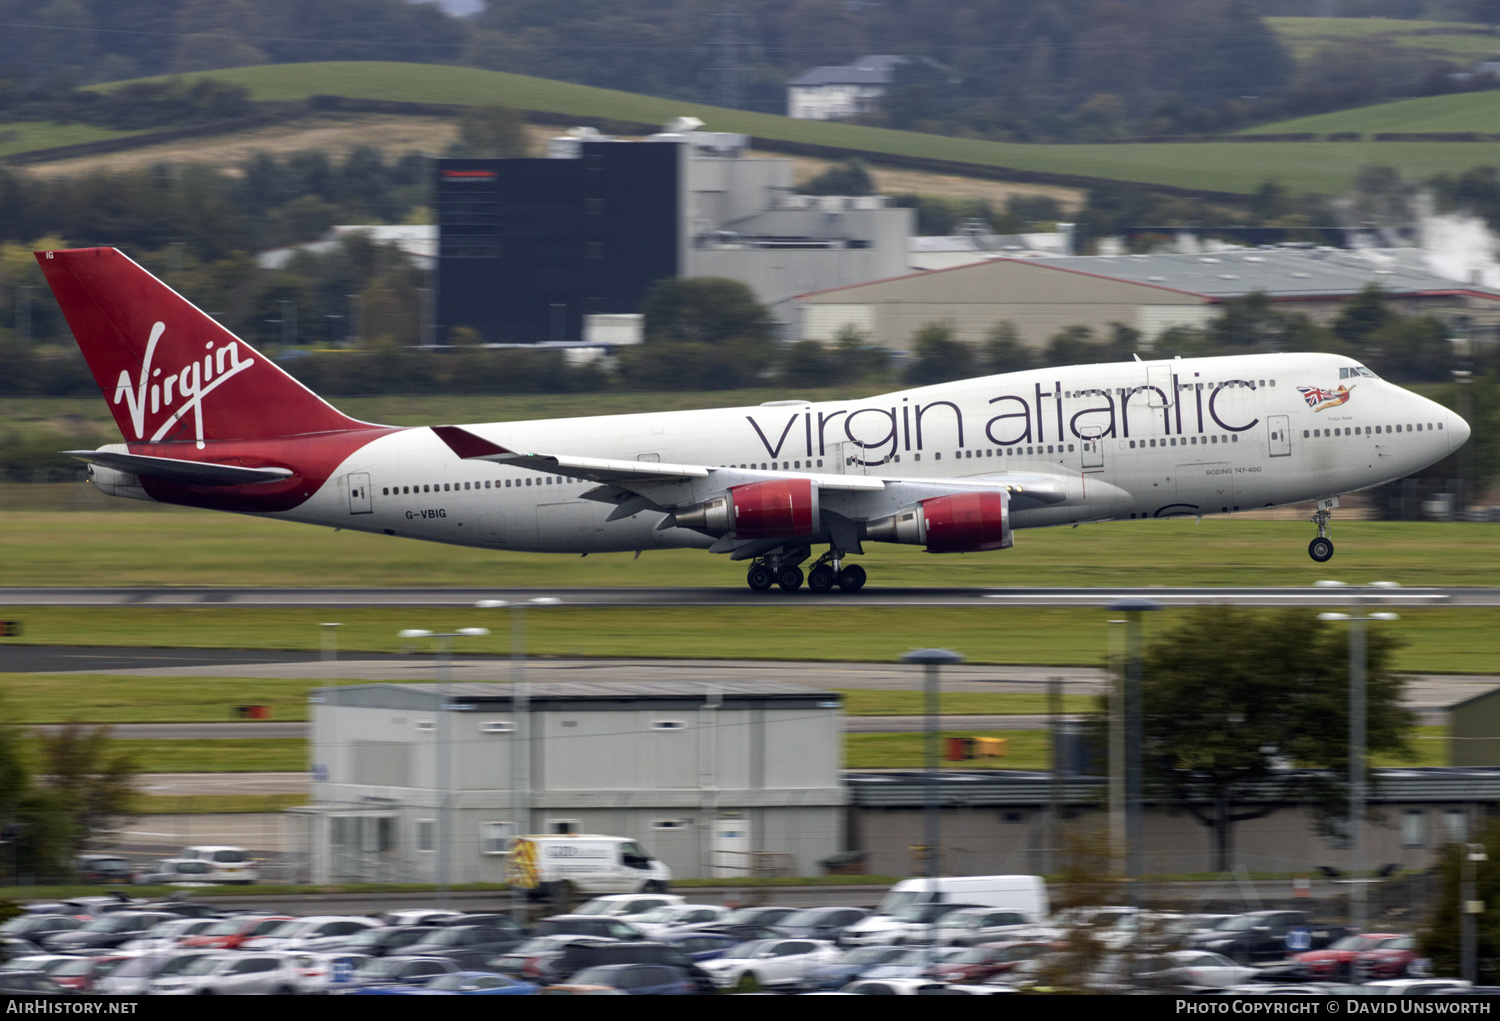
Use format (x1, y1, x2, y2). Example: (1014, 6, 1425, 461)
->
(382, 488, 388, 495)
(443, 483, 450, 491)
(1232, 435, 1239, 442)
(935, 452, 941, 460)
(1303, 431, 1309, 439)
(1417, 423, 1424, 431)
(818, 459, 825, 467)
(1149, 439, 1156, 447)
(423, 485, 430, 493)
(1438, 422, 1444, 430)
(1068, 444, 1075, 452)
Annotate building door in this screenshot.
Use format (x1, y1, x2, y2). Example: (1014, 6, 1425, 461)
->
(712, 816, 752, 878)
(347, 473, 372, 514)
(1268, 415, 1292, 457)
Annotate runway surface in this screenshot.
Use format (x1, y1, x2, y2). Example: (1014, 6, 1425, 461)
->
(0, 585, 1487, 607)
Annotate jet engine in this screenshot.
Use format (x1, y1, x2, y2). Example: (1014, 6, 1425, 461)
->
(865, 490, 1011, 553)
(671, 478, 820, 539)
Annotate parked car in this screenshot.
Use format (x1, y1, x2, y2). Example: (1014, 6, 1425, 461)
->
(0, 971, 70, 995)
(173, 846, 258, 885)
(697, 938, 844, 993)
(839, 902, 988, 947)
(337, 955, 461, 993)
(556, 963, 697, 995)
(803, 946, 914, 991)
(398, 923, 527, 968)
(775, 907, 872, 943)
(571, 894, 683, 921)
(1294, 933, 1408, 981)
(41, 911, 178, 952)
(241, 915, 381, 952)
(0, 915, 82, 945)
(150, 952, 305, 995)
(357, 971, 538, 996)
(75, 854, 133, 885)
(1354, 936, 1428, 981)
(180, 914, 293, 952)
(132, 859, 219, 886)
(630, 903, 728, 939)
(1188, 911, 1350, 965)
(119, 916, 221, 951)
(532, 915, 646, 942)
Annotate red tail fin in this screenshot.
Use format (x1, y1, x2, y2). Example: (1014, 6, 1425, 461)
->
(36, 247, 369, 447)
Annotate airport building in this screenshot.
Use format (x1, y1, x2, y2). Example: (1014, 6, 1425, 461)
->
(797, 247, 1500, 353)
(434, 129, 912, 345)
(291, 679, 846, 884)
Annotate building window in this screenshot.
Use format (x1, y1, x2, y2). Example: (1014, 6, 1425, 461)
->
(547, 819, 582, 835)
(481, 821, 513, 855)
(1445, 809, 1469, 843)
(650, 819, 689, 830)
(1403, 810, 1427, 848)
(417, 819, 435, 853)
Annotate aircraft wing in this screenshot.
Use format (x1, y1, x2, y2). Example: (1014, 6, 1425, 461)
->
(430, 425, 886, 493)
(63, 450, 294, 486)
(431, 425, 1069, 515)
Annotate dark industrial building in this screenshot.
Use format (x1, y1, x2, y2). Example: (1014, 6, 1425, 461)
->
(436, 144, 680, 345)
(434, 129, 913, 346)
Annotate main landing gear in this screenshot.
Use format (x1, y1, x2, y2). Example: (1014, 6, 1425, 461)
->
(1308, 504, 1335, 563)
(746, 547, 867, 594)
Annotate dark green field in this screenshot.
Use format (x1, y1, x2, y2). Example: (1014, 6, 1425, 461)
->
(78, 62, 1500, 196)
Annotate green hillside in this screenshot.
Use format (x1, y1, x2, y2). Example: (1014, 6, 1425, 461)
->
(1246, 90, 1500, 135)
(65, 61, 1500, 197)
(1267, 16, 1500, 63)
(0, 121, 135, 160)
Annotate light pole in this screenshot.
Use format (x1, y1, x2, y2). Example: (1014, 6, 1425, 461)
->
(1462, 842, 1487, 983)
(901, 647, 963, 969)
(1316, 579, 1401, 932)
(397, 626, 490, 904)
(477, 596, 561, 921)
(1109, 599, 1160, 908)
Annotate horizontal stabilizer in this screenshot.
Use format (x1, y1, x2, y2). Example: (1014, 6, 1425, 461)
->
(63, 450, 293, 487)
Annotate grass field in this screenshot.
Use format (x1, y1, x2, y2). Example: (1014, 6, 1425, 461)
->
(84, 62, 1500, 196)
(0, 121, 135, 160)
(1266, 17, 1500, 63)
(0, 604, 1494, 674)
(3, 508, 1497, 589)
(0, 678, 1102, 725)
(1253, 90, 1500, 136)
(19, 737, 309, 773)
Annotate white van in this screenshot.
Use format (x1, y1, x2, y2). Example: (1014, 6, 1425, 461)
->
(507, 834, 671, 898)
(877, 875, 1049, 919)
(840, 875, 1049, 946)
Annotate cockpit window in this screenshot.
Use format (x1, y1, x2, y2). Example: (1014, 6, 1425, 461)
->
(1340, 366, 1379, 380)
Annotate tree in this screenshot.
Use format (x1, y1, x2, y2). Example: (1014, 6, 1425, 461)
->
(904, 321, 973, 386)
(982, 322, 1035, 375)
(1138, 607, 1413, 873)
(450, 104, 529, 159)
(1421, 813, 1500, 983)
(630, 277, 776, 390)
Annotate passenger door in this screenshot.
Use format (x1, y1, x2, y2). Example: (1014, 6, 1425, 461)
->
(347, 472, 372, 514)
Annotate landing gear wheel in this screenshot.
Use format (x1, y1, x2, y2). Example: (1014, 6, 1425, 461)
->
(777, 566, 804, 591)
(808, 564, 836, 593)
(837, 563, 867, 593)
(746, 565, 773, 591)
(1308, 537, 1334, 563)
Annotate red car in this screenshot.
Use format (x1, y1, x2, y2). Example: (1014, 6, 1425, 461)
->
(1294, 934, 1407, 981)
(1354, 935, 1425, 980)
(927, 941, 1058, 984)
(180, 914, 293, 951)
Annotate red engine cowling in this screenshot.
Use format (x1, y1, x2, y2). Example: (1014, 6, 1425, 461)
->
(922, 490, 1010, 552)
(730, 478, 818, 539)
(865, 490, 1011, 553)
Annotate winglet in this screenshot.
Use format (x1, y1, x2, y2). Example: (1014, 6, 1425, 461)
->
(431, 425, 512, 460)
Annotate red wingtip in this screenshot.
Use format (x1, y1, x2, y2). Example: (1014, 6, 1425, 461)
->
(432, 425, 511, 459)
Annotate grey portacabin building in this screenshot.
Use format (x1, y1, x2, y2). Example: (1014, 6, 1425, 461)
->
(295, 680, 846, 884)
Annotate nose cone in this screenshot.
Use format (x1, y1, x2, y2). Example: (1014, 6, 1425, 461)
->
(1449, 407, 1472, 452)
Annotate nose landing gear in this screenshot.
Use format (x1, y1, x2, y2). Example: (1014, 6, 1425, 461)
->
(1308, 499, 1337, 563)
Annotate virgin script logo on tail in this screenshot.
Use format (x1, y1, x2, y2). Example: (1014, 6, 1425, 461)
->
(114, 322, 254, 449)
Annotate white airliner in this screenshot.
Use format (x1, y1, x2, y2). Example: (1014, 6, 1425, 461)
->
(39, 247, 1470, 592)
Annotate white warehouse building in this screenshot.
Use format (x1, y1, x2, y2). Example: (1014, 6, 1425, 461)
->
(291, 680, 847, 885)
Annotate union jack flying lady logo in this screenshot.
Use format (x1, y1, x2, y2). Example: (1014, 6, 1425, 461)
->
(1298, 384, 1354, 412)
